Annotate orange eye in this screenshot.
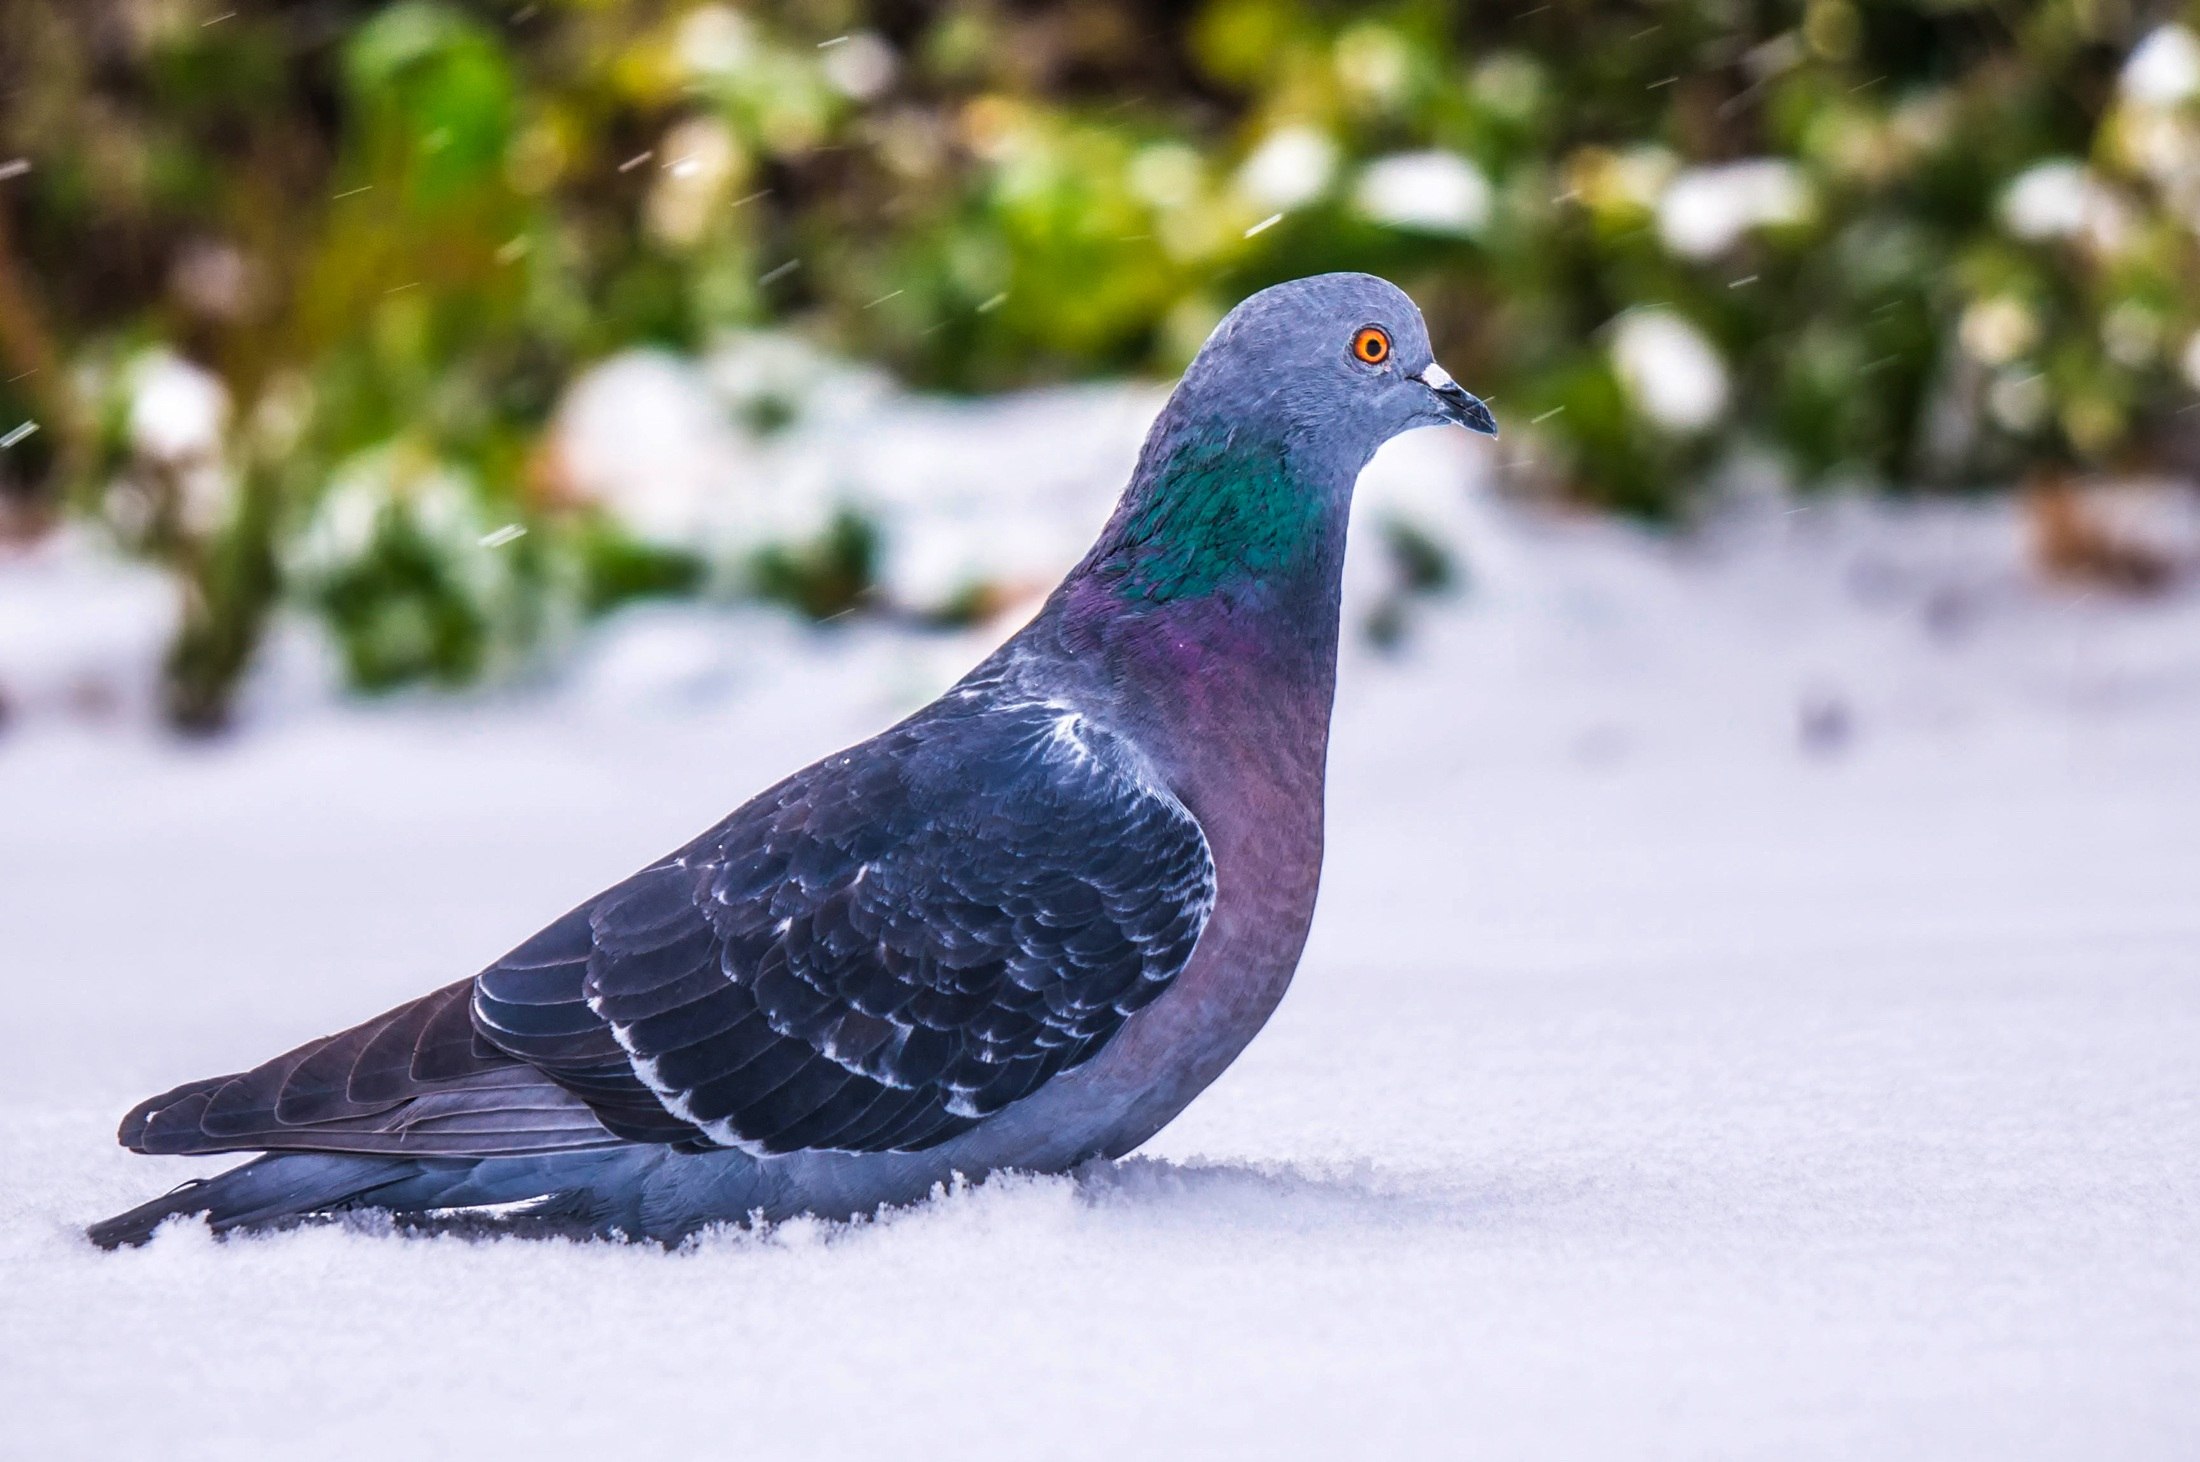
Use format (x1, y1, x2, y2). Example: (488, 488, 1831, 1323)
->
(1351, 326, 1391, 365)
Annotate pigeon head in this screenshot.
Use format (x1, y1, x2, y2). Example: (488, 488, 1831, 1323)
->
(1171, 272, 1497, 473)
(1082, 273, 1495, 606)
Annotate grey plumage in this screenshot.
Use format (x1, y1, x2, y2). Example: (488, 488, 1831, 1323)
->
(89, 272, 1495, 1249)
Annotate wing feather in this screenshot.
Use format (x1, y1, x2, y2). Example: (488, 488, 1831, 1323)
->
(472, 699, 1215, 1155)
(119, 696, 1214, 1164)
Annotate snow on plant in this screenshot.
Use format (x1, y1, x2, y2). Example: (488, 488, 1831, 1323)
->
(1656, 160, 1810, 260)
(1958, 299, 2041, 368)
(674, 5, 758, 78)
(1354, 152, 1492, 237)
(819, 32, 897, 102)
(2120, 24, 2200, 107)
(285, 445, 543, 691)
(1610, 310, 1729, 434)
(1236, 125, 1338, 212)
(125, 353, 227, 467)
(1999, 161, 2130, 253)
(551, 352, 747, 550)
(120, 350, 234, 536)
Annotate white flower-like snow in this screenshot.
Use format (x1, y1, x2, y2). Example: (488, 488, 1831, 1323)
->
(555, 351, 752, 548)
(821, 32, 896, 101)
(2121, 24, 2200, 108)
(1353, 151, 1492, 236)
(127, 351, 228, 463)
(1610, 309, 1729, 432)
(1656, 160, 1810, 259)
(2000, 160, 2126, 250)
(1236, 126, 1338, 211)
(674, 5, 756, 78)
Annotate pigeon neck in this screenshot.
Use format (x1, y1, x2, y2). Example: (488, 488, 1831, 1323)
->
(1075, 417, 1349, 610)
(1038, 419, 1351, 776)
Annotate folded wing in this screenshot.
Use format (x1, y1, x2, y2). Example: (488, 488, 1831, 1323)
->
(119, 980, 622, 1156)
(475, 699, 1216, 1155)
(119, 699, 1214, 1162)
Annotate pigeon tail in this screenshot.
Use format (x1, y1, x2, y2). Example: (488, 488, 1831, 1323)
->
(88, 1149, 651, 1248)
(86, 1153, 419, 1249)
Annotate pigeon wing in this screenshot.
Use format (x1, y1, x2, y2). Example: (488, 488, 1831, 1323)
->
(472, 701, 1216, 1155)
(116, 979, 626, 1157)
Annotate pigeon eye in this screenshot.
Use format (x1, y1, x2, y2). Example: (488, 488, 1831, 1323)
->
(1351, 326, 1391, 366)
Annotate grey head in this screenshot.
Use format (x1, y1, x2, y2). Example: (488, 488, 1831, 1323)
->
(1072, 273, 1499, 610)
(1157, 272, 1497, 485)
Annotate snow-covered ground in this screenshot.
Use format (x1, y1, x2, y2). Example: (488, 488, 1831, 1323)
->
(3, 425, 2198, 1458)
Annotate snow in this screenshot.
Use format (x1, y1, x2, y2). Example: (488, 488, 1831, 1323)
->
(1354, 150, 1493, 236)
(2122, 24, 2200, 108)
(2000, 160, 2129, 252)
(1609, 307, 1729, 431)
(1237, 125, 1338, 211)
(675, 5, 757, 78)
(4, 413, 2200, 1456)
(121, 349, 235, 533)
(819, 31, 896, 102)
(551, 348, 762, 547)
(1656, 159, 1810, 259)
(126, 349, 229, 464)
(646, 115, 745, 247)
(0, 529, 178, 726)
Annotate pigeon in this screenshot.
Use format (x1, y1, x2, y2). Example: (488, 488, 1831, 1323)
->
(88, 272, 1496, 1248)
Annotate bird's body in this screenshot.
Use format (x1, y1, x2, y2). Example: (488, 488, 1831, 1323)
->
(89, 273, 1493, 1248)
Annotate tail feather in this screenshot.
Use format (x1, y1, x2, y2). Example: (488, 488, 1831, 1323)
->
(86, 1153, 421, 1250)
(87, 1149, 650, 1249)
(119, 980, 518, 1156)
(117, 980, 620, 1160)
(97, 980, 645, 1247)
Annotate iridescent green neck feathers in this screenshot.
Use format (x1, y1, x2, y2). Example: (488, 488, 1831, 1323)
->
(1087, 433, 1338, 605)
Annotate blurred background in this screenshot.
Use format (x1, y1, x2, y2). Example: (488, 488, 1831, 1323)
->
(4, 0, 2200, 730)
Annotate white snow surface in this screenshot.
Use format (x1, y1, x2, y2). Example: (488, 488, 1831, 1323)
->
(4, 440, 2199, 1457)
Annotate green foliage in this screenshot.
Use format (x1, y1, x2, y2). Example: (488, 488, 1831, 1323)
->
(748, 509, 877, 620)
(1363, 514, 1459, 652)
(165, 468, 282, 732)
(5, 0, 2200, 725)
(311, 512, 501, 693)
(580, 530, 707, 615)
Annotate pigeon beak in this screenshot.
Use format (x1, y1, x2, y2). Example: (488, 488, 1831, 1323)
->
(1417, 363, 1498, 438)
